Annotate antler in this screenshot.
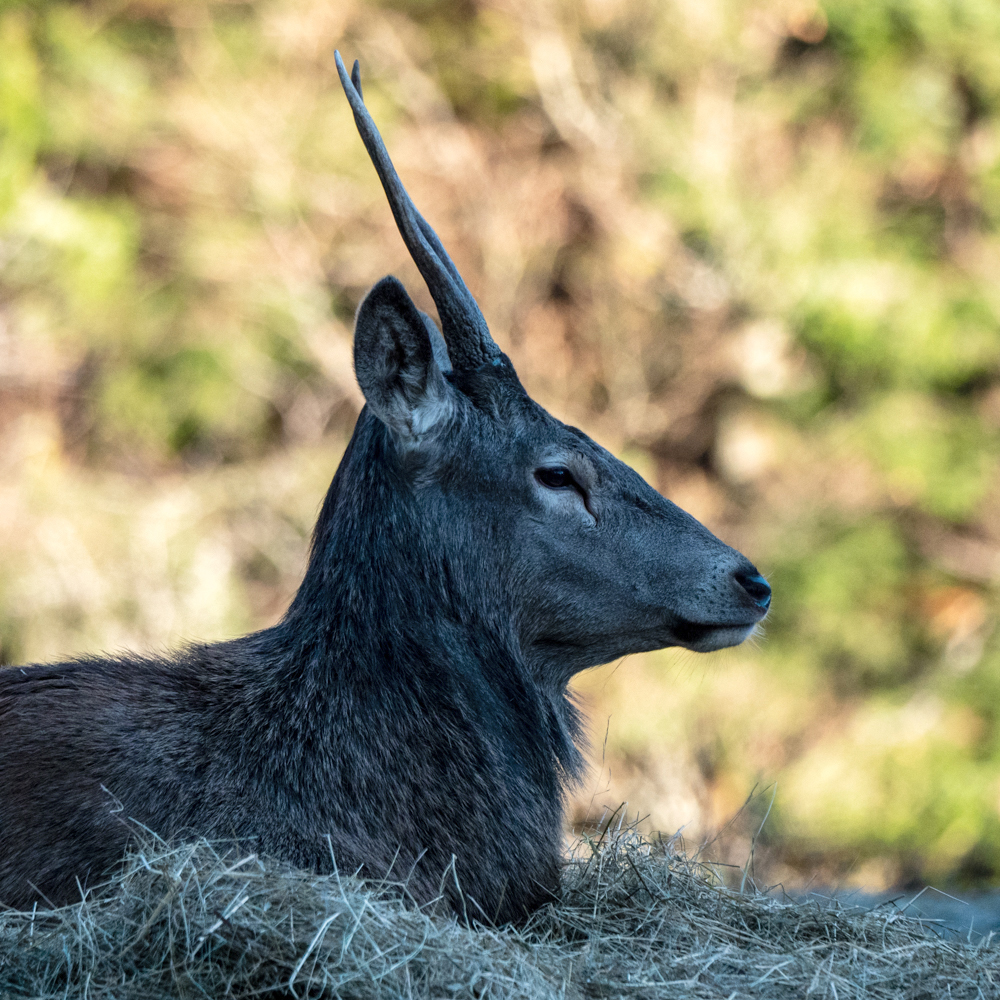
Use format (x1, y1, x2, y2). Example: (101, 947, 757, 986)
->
(335, 52, 500, 371)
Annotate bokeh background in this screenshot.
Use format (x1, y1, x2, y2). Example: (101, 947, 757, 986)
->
(3, 0, 1000, 894)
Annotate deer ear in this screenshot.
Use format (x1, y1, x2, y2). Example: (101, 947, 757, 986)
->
(354, 276, 456, 440)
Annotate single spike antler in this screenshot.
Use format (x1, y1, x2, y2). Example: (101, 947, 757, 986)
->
(335, 52, 501, 371)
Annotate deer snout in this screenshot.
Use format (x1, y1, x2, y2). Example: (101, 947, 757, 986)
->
(733, 568, 771, 612)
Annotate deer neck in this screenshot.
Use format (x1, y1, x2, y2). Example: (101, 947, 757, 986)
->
(277, 413, 521, 684)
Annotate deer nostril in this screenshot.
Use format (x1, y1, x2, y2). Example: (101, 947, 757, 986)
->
(735, 570, 771, 610)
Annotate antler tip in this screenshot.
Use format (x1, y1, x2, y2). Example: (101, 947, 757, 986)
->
(334, 50, 364, 102)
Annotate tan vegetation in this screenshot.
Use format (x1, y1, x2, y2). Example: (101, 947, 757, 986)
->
(2, 826, 996, 999)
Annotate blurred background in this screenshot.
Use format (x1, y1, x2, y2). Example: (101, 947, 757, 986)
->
(3, 0, 1000, 895)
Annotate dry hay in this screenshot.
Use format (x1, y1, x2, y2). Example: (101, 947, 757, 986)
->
(0, 825, 996, 999)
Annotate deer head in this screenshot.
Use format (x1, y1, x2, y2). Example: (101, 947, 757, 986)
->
(322, 53, 770, 690)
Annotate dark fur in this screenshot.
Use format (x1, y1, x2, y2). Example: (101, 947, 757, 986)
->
(0, 59, 770, 922)
(0, 411, 577, 920)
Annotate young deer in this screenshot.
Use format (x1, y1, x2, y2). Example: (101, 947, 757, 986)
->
(0, 54, 771, 923)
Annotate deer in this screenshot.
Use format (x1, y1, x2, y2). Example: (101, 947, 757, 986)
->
(0, 54, 771, 924)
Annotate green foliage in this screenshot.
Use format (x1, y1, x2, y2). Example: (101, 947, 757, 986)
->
(769, 518, 914, 686)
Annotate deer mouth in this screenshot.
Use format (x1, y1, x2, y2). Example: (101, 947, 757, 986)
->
(670, 615, 762, 651)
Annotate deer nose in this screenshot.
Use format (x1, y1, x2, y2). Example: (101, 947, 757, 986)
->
(734, 569, 771, 610)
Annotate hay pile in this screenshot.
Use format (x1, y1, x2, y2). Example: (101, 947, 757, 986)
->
(0, 827, 996, 999)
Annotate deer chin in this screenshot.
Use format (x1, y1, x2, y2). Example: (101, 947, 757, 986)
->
(669, 617, 762, 653)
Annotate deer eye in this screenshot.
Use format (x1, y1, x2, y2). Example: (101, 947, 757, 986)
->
(536, 467, 574, 489)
